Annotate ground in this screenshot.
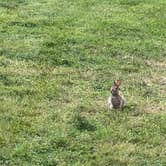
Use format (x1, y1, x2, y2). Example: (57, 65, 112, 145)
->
(0, 0, 166, 165)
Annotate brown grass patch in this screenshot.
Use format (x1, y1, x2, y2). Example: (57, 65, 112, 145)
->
(145, 59, 166, 68)
(143, 104, 165, 114)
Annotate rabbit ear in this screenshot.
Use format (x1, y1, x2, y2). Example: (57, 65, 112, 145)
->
(110, 86, 113, 92)
(114, 80, 122, 87)
(117, 80, 122, 86)
(114, 81, 117, 86)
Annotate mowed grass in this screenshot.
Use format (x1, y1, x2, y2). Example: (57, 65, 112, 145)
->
(0, 0, 166, 165)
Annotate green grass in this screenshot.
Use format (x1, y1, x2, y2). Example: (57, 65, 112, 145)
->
(0, 0, 166, 165)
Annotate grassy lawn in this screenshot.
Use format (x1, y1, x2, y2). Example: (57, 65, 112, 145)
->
(0, 0, 166, 165)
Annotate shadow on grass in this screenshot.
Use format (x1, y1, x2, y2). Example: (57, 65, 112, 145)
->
(0, 0, 28, 9)
(73, 113, 96, 132)
(119, 0, 143, 6)
(123, 104, 138, 112)
(123, 103, 144, 116)
(108, 103, 142, 116)
(50, 137, 69, 149)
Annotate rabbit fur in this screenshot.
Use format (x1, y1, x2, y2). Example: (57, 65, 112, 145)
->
(108, 80, 125, 110)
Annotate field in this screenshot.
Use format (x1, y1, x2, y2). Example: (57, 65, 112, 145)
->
(0, 0, 166, 165)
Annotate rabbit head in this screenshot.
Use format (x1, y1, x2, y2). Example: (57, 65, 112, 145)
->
(110, 80, 122, 96)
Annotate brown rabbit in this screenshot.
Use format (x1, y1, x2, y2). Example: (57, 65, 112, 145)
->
(108, 80, 125, 110)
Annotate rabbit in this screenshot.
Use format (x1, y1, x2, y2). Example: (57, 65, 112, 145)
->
(108, 80, 126, 110)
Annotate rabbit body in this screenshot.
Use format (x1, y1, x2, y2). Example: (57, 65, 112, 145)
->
(108, 80, 125, 110)
(108, 94, 125, 109)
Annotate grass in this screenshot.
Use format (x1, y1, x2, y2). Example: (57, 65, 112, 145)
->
(0, 0, 166, 165)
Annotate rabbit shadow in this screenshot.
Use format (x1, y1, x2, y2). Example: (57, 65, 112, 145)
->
(109, 103, 138, 112)
(73, 114, 96, 132)
(123, 103, 143, 116)
(124, 103, 137, 111)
